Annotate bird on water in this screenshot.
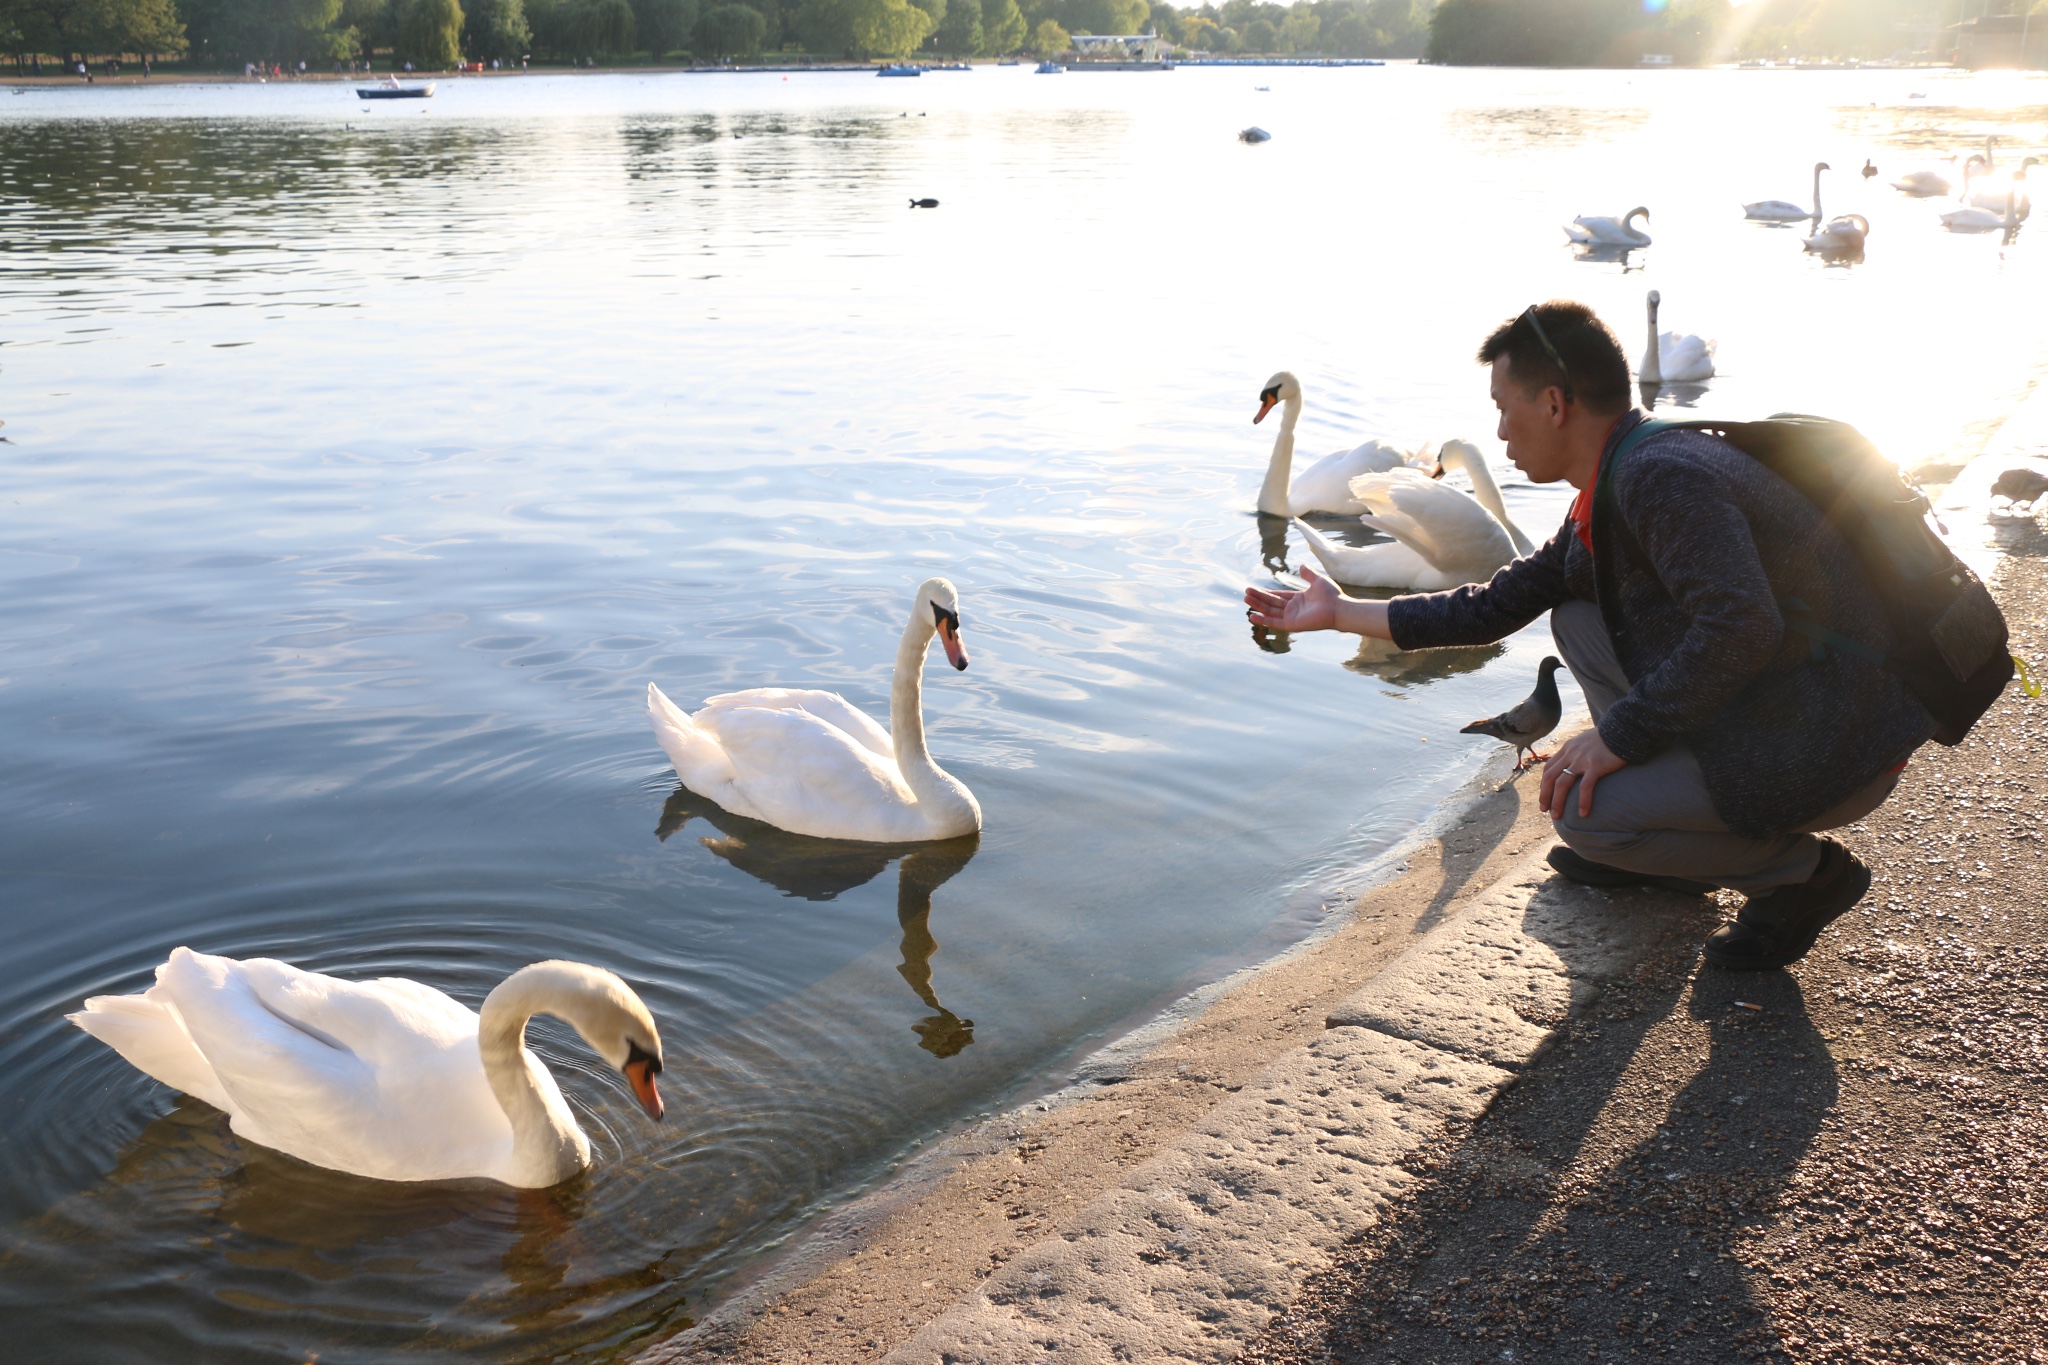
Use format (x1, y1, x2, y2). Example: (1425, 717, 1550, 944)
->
(1460, 656, 1565, 775)
(909, 197, 939, 208)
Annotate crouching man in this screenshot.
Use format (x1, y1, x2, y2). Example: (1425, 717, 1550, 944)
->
(1246, 301, 1931, 969)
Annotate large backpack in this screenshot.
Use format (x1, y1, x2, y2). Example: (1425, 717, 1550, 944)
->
(1602, 415, 2014, 746)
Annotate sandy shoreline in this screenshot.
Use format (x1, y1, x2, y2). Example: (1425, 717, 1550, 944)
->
(641, 743, 1578, 1361)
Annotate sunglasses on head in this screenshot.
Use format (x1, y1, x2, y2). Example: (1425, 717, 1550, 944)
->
(1520, 305, 1575, 404)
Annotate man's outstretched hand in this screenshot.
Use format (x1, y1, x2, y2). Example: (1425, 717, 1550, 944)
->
(1245, 565, 1339, 633)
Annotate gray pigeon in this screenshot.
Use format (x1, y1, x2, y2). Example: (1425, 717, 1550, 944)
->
(1460, 656, 1564, 772)
(1991, 468, 2048, 513)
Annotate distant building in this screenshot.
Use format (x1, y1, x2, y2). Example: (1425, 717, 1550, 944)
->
(1951, 13, 2046, 70)
(1068, 33, 1170, 64)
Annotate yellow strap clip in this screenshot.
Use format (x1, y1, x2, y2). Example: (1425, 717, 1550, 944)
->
(2015, 653, 2042, 699)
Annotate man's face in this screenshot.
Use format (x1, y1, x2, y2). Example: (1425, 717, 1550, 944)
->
(1490, 357, 1571, 485)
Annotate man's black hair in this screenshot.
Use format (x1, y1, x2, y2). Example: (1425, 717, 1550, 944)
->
(1478, 301, 1632, 416)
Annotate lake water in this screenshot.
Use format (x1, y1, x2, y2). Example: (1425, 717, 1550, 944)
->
(1, 62, 2043, 1364)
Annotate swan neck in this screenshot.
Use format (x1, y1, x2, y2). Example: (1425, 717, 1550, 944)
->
(1812, 163, 1824, 218)
(478, 975, 588, 1186)
(1256, 393, 1301, 517)
(1642, 300, 1661, 385)
(1453, 450, 1533, 557)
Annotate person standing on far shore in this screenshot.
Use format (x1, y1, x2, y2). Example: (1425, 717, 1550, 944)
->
(1246, 300, 1929, 970)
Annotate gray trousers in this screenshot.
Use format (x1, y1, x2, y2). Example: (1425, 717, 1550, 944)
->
(1549, 600, 1902, 892)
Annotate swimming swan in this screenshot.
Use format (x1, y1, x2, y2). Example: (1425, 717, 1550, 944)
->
(1293, 441, 1533, 591)
(1968, 157, 2035, 214)
(1891, 159, 1954, 197)
(1744, 161, 1828, 222)
(69, 949, 665, 1188)
(1564, 207, 1650, 247)
(1253, 370, 1435, 517)
(648, 578, 980, 843)
(1941, 189, 2022, 234)
(1639, 289, 1715, 386)
(1802, 213, 1869, 253)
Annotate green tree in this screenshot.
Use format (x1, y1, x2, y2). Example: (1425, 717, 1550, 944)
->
(1056, 0, 1140, 36)
(906, 0, 942, 39)
(463, 0, 529, 55)
(397, 0, 463, 61)
(796, 0, 932, 55)
(1028, 12, 1063, 50)
(931, 0, 979, 52)
(1145, 0, 1179, 41)
(1277, 3, 1315, 50)
(637, 0, 697, 51)
(565, 0, 634, 51)
(696, 0, 763, 51)
(1241, 14, 1273, 47)
(978, 0, 1021, 49)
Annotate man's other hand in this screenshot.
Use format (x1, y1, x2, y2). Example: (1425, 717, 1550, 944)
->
(1541, 728, 1627, 820)
(1245, 566, 1338, 633)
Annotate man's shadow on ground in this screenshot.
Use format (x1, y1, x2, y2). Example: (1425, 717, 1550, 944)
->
(656, 788, 981, 1058)
(1296, 892, 1836, 1362)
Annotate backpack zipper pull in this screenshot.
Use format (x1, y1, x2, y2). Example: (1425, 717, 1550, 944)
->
(2015, 653, 2042, 699)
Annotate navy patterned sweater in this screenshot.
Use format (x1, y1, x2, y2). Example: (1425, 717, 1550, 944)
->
(1386, 417, 1933, 836)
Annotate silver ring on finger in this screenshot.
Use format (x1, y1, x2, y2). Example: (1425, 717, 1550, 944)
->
(1560, 767, 1575, 775)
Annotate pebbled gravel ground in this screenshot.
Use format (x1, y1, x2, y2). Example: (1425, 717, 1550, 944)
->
(1241, 543, 2048, 1365)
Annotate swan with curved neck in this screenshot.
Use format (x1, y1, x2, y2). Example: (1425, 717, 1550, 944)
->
(1802, 212, 1869, 254)
(1968, 155, 2036, 213)
(1564, 207, 1650, 247)
(1640, 289, 1716, 387)
(69, 949, 664, 1188)
(1253, 371, 1434, 518)
(1743, 161, 1827, 223)
(648, 578, 980, 843)
(1291, 441, 1532, 591)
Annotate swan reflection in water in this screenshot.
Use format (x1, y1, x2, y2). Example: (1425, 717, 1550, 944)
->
(1639, 380, 1712, 411)
(657, 788, 980, 1057)
(1256, 511, 1292, 573)
(9, 1093, 688, 1348)
(1345, 636, 1505, 685)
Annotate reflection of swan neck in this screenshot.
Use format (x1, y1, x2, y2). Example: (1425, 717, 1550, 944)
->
(1256, 391, 1302, 517)
(477, 968, 594, 1188)
(1442, 443, 1533, 556)
(1642, 293, 1662, 387)
(891, 608, 974, 826)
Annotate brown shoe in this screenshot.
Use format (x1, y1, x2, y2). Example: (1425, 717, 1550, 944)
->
(1702, 839, 1870, 971)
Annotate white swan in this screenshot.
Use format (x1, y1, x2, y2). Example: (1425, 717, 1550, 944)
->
(69, 949, 665, 1188)
(1253, 371, 1434, 517)
(1968, 157, 2035, 214)
(1744, 161, 1828, 222)
(1639, 289, 1715, 386)
(1941, 189, 2022, 234)
(1802, 213, 1869, 253)
(1564, 207, 1650, 247)
(1892, 159, 1954, 198)
(648, 578, 980, 843)
(1293, 441, 1534, 592)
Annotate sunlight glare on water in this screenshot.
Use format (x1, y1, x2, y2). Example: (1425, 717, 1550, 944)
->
(0, 63, 2043, 1363)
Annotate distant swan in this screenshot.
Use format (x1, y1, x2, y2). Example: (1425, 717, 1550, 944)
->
(648, 578, 981, 843)
(1253, 370, 1435, 518)
(1892, 159, 1955, 197)
(1564, 207, 1650, 247)
(1802, 213, 1869, 253)
(1639, 289, 1715, 386)
(1941, 189, 2022, 234)
(1744, 161, 1828, 222)
(1294, 441, 1533, 592)
(70, 949, 665, 1188)
(1968, 156, 2036, 215)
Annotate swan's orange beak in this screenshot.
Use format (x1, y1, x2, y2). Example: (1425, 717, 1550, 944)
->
(624, 1057, 664, 1122)
(936, 609, 969, 671)
(1254, 388, 1279, 424)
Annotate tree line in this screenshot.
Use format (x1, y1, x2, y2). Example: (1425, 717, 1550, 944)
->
(0, 0, 1432, 67)
(1425, 0, 2029, 66)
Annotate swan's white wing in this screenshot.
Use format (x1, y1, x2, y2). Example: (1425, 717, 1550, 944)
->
(649, 681, 740, 793)
(697, 686, 894, 760)
(698, 703, 926, 842)
(1352, 469, 1516, 582)
(1742, 199, 1806, 220)
(1289, 441, 1398, 514)
(1657, 333, 1716, 382)
(69, 987, 231, 1111)
(1292, 519, 1440, 590)
(148, 948, 513, 1182)
(1563, 218, 1599, 243)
